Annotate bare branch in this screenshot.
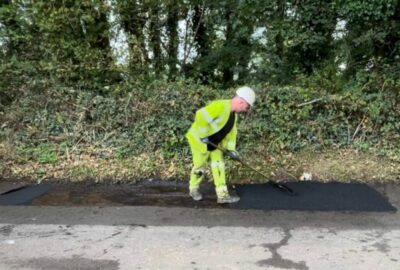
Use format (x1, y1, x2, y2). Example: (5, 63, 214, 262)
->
(296, 97, 324, 107)
(351, 115, 366, 142)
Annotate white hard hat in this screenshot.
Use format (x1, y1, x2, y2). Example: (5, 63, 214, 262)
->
(236, 86, 255, 106)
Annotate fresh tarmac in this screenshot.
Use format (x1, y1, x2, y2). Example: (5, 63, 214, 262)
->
(0, 182, 399, 270)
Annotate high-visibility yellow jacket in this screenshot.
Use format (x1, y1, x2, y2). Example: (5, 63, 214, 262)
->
(186, 99, 237, 153)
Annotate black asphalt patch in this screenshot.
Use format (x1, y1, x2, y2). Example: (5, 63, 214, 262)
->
(0, 181, 28, 194)
(231, 181, 396, 212)
(0, 184, 52, 205)
(1, 180, 395, 212)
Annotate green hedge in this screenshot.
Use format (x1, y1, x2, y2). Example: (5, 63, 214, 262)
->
(1, 74, 399, 165)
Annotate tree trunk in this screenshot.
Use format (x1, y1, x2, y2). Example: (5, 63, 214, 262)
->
(149, 3, 162, 74)
(86, 1, 113, 67)
(116, 0, 149, 71)
(375, 1, 400, 59)
(275, 0, 284, 61)
(1, 0, 17, 57)
(222, 3, 234, 84)
(192, 3, 212, 82)
(167, 1, 179, 79)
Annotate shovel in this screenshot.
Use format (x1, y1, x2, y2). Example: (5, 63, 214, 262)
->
(207, 141, 297, 196)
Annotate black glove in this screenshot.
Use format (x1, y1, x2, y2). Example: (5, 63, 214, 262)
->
(228, 150, 240, 161)
(200, 137, 210, 145)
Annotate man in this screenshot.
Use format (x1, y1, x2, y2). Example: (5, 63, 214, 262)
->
(186, 86, 256, 203)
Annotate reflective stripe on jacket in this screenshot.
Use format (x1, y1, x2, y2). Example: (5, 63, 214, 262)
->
(186, 99, 237, 153)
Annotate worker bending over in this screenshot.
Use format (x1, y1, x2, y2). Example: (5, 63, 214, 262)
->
(186, 86, 255, 203)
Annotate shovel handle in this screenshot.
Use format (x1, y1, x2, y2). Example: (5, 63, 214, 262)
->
(206, 141, 297, 196)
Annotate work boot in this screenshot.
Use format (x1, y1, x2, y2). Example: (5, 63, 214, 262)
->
(217, 194, 240, 204)
(216, 186, 240, 204)
(189, 188, 203, 201)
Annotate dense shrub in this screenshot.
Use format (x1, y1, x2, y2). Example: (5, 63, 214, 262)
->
(1, 76, 399, 164)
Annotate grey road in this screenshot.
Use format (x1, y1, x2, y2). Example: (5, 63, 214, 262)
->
(1, 183, 400, 270)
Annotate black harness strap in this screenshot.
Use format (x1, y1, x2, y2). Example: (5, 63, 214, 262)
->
(207, 112, 235, 151)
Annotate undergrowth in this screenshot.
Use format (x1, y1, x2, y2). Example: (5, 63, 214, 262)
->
(0, 76, 399, 183)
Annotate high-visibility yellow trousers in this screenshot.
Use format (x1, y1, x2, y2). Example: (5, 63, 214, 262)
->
(188, 142, 227, 191)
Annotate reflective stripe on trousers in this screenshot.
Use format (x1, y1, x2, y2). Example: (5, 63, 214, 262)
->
(188, 142, 226, 189)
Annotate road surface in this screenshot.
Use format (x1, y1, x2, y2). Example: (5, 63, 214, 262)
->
(0, 183, 399, 269)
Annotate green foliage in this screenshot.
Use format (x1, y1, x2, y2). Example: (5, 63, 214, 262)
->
(0, 0, 399, 182)
(1, 0, 399, 91)
(3, 77, 399, 161)
(16, 143, 59, 164)
(335, 0, 400, 76)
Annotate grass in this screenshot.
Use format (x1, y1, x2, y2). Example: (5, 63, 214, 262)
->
(1, 141, 399, 184)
